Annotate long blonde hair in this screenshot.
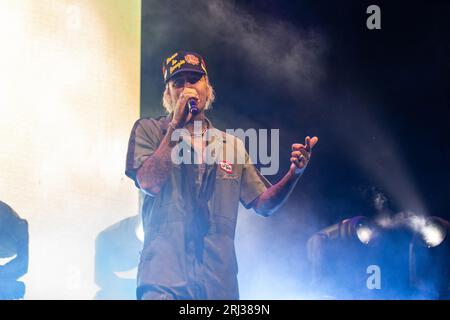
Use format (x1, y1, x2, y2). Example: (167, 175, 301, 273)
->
(161, 76, 215, 113)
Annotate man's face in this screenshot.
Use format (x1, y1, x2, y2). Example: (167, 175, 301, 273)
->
(168, 71, 208, 111)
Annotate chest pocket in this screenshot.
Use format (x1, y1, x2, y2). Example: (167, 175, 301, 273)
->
(211, 164, 243, 224)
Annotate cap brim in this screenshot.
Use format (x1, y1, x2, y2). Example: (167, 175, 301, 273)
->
(165, 68, 206, 83)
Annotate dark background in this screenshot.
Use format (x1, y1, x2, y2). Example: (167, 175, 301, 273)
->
(140, 0, 450, 298)
(141, 0, 450, 223)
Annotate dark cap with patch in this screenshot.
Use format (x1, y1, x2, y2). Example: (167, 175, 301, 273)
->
(162, 50, 208, 83)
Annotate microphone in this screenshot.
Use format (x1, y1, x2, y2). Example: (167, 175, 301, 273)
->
(187, 99, 199, 116)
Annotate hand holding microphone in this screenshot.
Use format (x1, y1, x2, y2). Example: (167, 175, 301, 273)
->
(172, 88, 200, 128)
(187, 99, 199, 116)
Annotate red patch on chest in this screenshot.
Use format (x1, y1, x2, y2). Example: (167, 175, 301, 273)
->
(219, 160, 233, 174)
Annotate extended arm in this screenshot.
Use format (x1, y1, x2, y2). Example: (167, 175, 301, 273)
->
(253, 136, 318, 216)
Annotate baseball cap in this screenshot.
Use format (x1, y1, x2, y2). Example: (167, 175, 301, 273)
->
(162, 50, 208, 83)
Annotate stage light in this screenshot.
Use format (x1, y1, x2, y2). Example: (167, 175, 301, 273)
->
(418, 217, 448, 248)
(306, 216, 380, 299)
(325, 216, 378, 245)
(356, 223, 374, 245)
(308, 214, 450, 299)
(0, 201, 29, 300)
(307, 216, 424, 299)
(408, 216, 450, 299)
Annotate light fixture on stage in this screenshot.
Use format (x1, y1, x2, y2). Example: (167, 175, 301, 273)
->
(313, 216, 378, 245)
(306, 216, 381, 298)
(94, 191, 145, 300)
(308, 213, 450, 299)
(417, 216, 448, 248)
(409, 216, 450, 299)
(0, 201, 29, 300)
(356, 223, 374, 245)
(94, 214, 143, 300)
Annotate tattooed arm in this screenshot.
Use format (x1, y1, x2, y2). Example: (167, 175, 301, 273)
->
(253, 136, 318, 216)
(136, 124, 178, 196)
(136, 85, 200, 196)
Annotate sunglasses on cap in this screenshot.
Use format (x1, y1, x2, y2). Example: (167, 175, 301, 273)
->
(170, 73, 204, 88)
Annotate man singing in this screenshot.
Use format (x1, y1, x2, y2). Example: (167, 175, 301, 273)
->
(125, 50, 318, 300)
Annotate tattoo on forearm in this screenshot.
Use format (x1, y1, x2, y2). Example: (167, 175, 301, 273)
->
(254, 169, 301, 216)
(137, 128, 176, 195)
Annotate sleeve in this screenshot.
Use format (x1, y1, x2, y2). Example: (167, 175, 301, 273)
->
(239, 151, 273, 209)
(125, 119, 161, 187)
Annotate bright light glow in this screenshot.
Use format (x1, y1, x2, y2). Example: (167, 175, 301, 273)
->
(391, 213, 447, 248)
(403, 214, 446, 247)
(135, 217, 145, 243)
(0, 0, 141, 299)
(0, 254, 17, 266)
(408, 214, 428, 231)
(114, 267, 138, 280)
(356, 226, 373, 244)
(422, 223, 446, 248)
